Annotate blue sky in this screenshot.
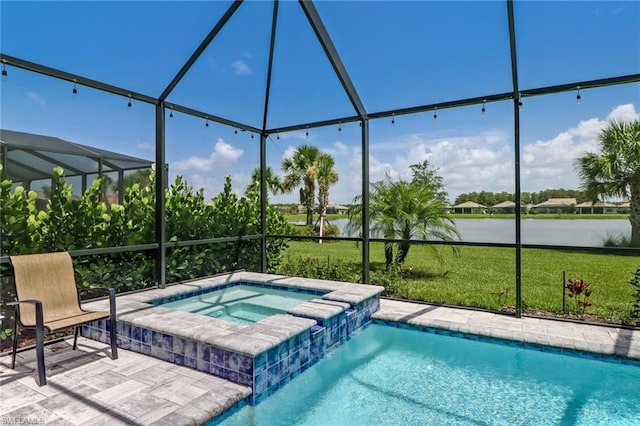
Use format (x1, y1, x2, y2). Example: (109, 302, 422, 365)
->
(1, 1, 639, 204)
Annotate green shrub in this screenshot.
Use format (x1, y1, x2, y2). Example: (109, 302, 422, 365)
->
(0, 165, 41, 255)
(276, 256, 360, 282)
(289, 225, 316, 237)
(320, 224, 340, 237)
(603, 232, 632, 248)
(631, 267, 640, 319)
(288, 224, 340, 239)
(369, 267, 401, 295)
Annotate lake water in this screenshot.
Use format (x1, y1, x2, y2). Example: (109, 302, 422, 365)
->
(328, 218, 630, 247)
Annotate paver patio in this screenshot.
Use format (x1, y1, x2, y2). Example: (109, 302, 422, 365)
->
(1, 297, 638, 425)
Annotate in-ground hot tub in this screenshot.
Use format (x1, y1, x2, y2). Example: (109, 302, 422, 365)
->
(82, 272, 384, 403)
(155, 285, 322, 324)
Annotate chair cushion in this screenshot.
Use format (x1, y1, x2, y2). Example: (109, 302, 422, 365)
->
(10, 252, 109, 327)
(45, 310, 111, 333)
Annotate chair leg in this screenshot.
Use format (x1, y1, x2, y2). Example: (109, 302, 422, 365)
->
(11, 317, 19, 369)
(109, 320, 118, 360)
(34, 302, 46, 386)
(73, 327, 80, 350)
(108, 288, 118, 360)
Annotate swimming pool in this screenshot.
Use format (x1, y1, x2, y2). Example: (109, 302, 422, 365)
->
(157, 285, 320, 324)
(210, 323, 640, 425)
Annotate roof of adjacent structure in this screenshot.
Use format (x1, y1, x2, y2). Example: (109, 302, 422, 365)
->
(533, 198, 577, 208)
(492, 200, 516, 208)
(575, 201, 618, 208)
(327, 203, 348, 210)
(0, 129, 152, 182)
(453, 201, 486, 209)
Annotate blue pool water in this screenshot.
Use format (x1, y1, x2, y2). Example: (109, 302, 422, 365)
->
(158, 285, 317, 324)
(212, 323, 640, 425)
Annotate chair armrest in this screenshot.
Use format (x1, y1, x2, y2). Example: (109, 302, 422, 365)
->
(7, 300, 45, 330)
(78, 288, 117, 318)
(7, 300, 43, 309)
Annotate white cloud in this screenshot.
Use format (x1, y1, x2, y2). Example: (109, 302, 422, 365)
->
(291, 132, 516, 203)
(168, 171, 250, 201)
(282, 145, 297, 161)
(400, 134, 514, 198)
(231, 60, 252, 76)
(172, 139, 243, 172)
(322, 141, 349, 157)
(136, 141, 154, 151)
(521, 104, 639, 193)
(370, 155, 399, 182)
(607, 103, 638, 122)
(273, 103, 639, 204)
(26, 91, 45, 106)
(277, 130, 309, 141)
(179, 174, 220, 199)
(230, 172, 250, 193)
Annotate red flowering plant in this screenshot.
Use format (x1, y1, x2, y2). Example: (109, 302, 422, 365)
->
(564, 279, 593, 314)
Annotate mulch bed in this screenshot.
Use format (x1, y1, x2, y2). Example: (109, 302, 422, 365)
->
(500, 306, 638, 327)
(0, 329, 74, 353)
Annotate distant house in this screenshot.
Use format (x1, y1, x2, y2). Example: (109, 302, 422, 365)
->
(491, 200, 516, 213)
(273, 205, 291, 214)
(451, 201, 487, 214)
(532, 198, 577, 214)
(576, 201, 619, 214)
(326, 203, 349, 214)
(615, 200, 630, 213)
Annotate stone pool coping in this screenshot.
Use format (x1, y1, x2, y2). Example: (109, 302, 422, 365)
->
(374, 299, 640, 360)
(82, 271, 383, 357)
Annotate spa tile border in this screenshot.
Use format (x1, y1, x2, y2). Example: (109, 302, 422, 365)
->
(82, 272, 383, 403)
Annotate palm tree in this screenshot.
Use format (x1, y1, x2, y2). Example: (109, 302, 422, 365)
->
(245, 166, 282, 198)
(316, 153, 339, 241)
(281, 145, 321, 226)
(576, 119, 640, 246)
(348, 176, 459, 269)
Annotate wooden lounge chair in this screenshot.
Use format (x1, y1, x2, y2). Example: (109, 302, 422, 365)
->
(8, 251, 118, 386)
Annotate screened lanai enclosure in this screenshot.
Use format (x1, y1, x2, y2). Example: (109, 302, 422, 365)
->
(1, 129, 153, 205)
(1, 0, 639, 328)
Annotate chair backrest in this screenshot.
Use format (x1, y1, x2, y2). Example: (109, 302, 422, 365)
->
(10, 252, 83, 327)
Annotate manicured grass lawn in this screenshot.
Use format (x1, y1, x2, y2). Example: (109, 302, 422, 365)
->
(283, 241, 638, 323)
